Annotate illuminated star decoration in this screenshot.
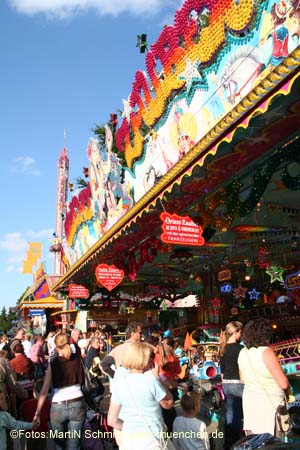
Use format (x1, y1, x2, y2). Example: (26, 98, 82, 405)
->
(266, 265, 284, 284)
(248, 288, 260, 300)
(122, 96, 133, 122)
(179, 58, 203, 104)
(179, 310, 184, 317)
(233, 284, 248, 299)
(126, 306, 135, 315)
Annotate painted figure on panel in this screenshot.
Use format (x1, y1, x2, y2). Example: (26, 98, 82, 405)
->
(221, 47, 263, 104)
(169, 103, 197, 160)
(88, 126, 112, 223)
(289, 0, 300, 46)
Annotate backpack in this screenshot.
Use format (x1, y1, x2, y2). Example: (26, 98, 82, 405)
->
(81, 361, 104, 411)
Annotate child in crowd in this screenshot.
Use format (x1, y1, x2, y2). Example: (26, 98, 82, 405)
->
(20, 380, 51, 450)
(172, 391, 210, 450)
(0, 390, 36, 450)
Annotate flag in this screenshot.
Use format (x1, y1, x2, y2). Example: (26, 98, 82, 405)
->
(34, 278, 50, 299)
(184, 331, 193, 349)
(22, 242, 42, 275)
(34, 262, 45, 282)
(22, 261, 33, 274)
(28, 242, 42, 259)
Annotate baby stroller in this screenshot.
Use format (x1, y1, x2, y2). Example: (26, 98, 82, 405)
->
(82, 375, 118, 450)
(230, 433, 300, 449)
(82, 409, 118, 450)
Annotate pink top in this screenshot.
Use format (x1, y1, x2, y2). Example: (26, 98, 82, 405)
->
(29, 342, 45, 365)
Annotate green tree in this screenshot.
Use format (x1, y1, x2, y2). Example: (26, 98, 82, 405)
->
(92, 123, 127, 166)
(75, 177, 88, 189)
(7, 308, 17, 331)
(0, 307, 8, 333)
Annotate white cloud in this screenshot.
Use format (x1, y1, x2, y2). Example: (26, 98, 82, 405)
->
(6, 265, 18, 273)
(8, 256, 24, 264)
(0, 233, 28, 253)
(0, 229, 52, 273)
(11, 156, 41, 176)
(8, 0, 178, 19)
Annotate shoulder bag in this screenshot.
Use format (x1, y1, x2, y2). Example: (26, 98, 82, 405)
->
(243, 348, 291, 439)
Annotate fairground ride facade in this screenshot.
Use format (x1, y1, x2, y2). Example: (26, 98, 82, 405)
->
(49, 0, 300, 355)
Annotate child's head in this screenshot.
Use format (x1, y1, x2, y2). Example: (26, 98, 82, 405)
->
(33, 379, 44, 399)
(13, 343, 25, 355)
(180, 391, 200, 417)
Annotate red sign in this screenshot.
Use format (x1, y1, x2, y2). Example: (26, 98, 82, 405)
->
(160, 213, 205, 246)
(95, 264, 124, 291)
(69, 283, 90, 299)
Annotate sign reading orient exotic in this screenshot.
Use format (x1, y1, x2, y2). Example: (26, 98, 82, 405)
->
(95, 264, 124, 291)
(160, 213, 205, 246)
(69, 283, 90, 299)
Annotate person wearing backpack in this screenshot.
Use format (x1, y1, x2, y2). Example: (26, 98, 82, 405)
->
(85, 337, 105, 401)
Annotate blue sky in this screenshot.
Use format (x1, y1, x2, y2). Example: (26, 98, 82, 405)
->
(0, 0, 180, 309)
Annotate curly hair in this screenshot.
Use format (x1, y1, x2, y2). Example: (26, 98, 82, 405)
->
(242, 318, 272, 349)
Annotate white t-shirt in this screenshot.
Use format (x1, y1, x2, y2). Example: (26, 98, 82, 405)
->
(111, 371, 166, 434)
(22, 340, 32, 358)
(172, 416, 210, 450)
(78, 338, 90, 355)
(52, 384, 83, 403)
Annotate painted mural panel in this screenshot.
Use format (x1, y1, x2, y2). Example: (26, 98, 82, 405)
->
(123, 0, 300, 202)
(63, 0, 300, 263)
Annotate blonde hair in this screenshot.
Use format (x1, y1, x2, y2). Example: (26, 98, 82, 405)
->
(122, 342, 153, 371)
(219, 321, 243, 356)
(54, 333, 72, 360)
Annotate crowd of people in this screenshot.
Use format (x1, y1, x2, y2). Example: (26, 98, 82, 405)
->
(0, 317, 292, 450)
